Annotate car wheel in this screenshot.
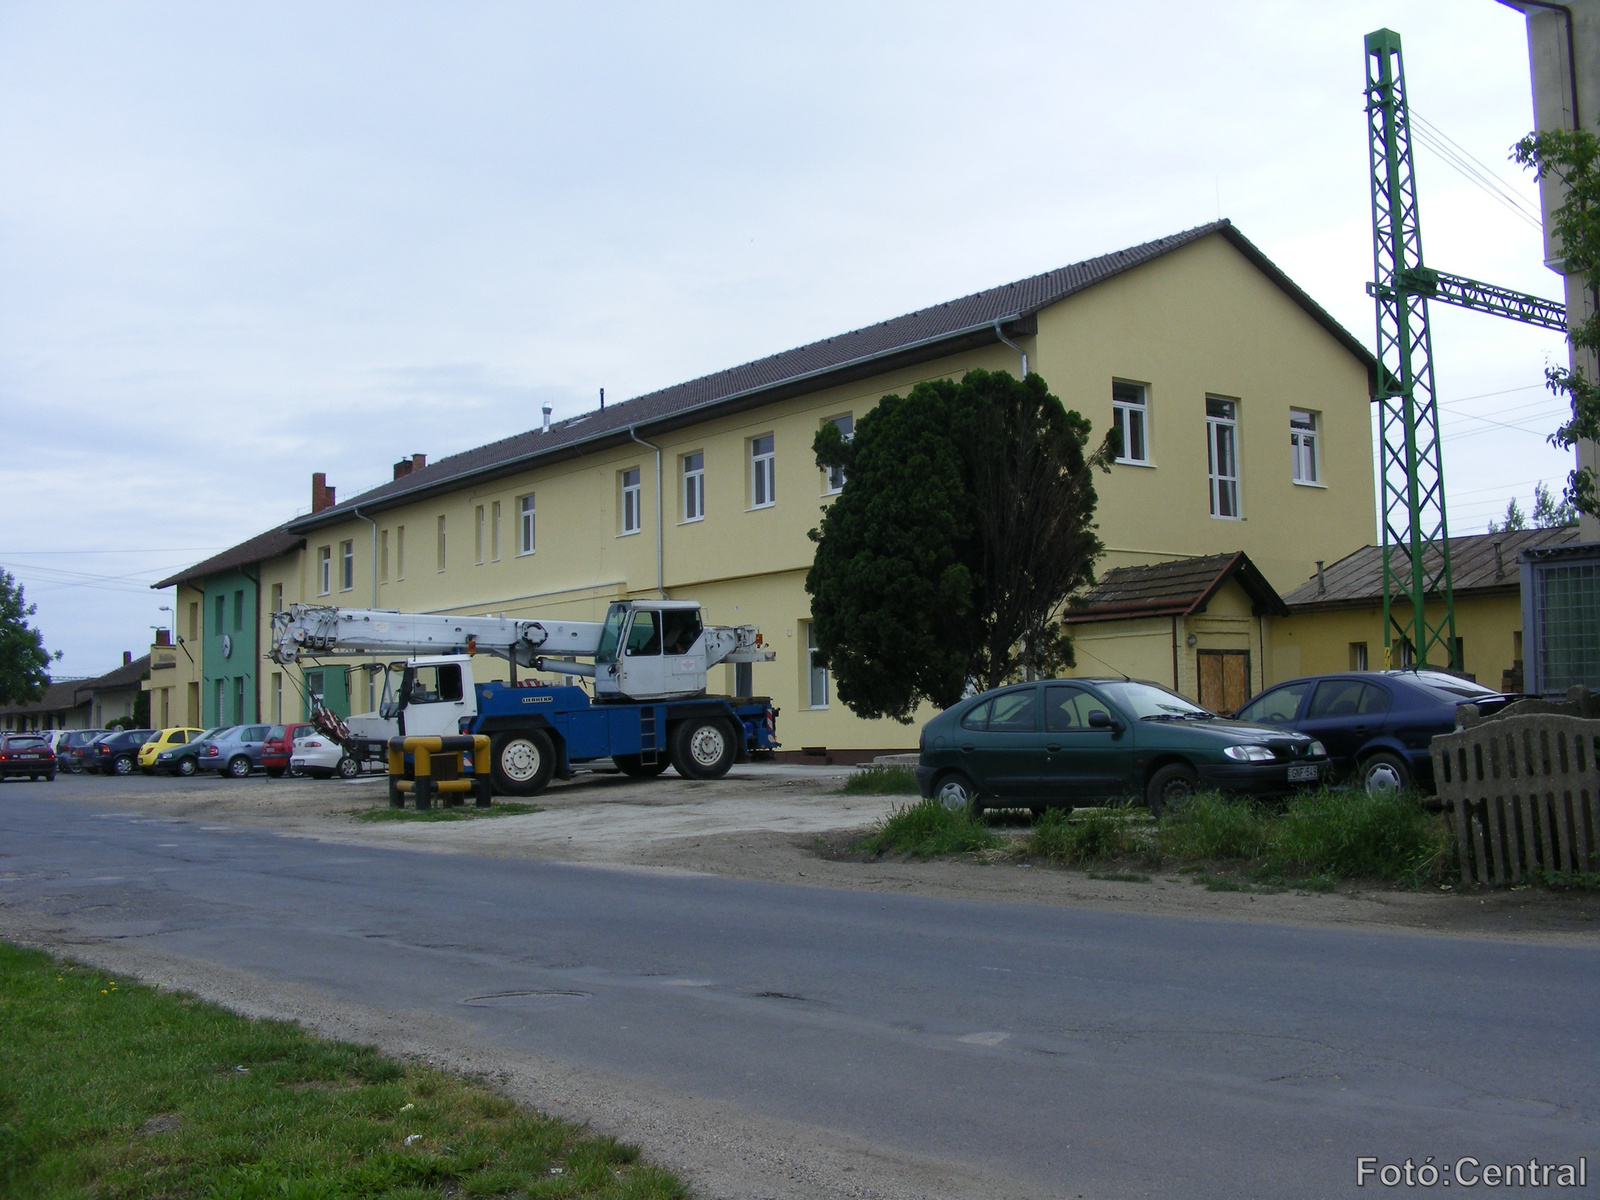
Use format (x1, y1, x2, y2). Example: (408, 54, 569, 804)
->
(491, 729, 556, 796)
(336, 755, 360, 780)
(1146, 763, 1198, 819)
(669, 718, 736, 780)
(176, 758, 197, 777)
(1359, 751, 1410, 794)
(227, 756, 252, 779)
(613, 753, 670, 778)
(112, 755, 134, 776)
(934, 772, 981, 816)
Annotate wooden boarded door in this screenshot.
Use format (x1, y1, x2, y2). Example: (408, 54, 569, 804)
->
(1197, 650, 1251, 714)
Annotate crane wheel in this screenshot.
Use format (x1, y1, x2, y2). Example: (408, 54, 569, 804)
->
(491, 729, 555, 796)
(669, 718, 736, 780)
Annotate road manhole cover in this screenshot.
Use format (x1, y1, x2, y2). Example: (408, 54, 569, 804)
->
(460, 990, 591, 1007)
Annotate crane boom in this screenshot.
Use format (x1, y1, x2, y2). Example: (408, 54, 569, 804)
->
(270, 605, 600, 666)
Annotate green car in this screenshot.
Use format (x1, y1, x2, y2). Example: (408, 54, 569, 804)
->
(914, 678, 1330, 817)
(153, 727, 231, 777)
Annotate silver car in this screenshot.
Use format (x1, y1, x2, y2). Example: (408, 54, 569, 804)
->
(195, 724, 273, 778)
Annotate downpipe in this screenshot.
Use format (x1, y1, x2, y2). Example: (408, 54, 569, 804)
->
(993, 318, 1028, 377)
(629, 427, 668, 598)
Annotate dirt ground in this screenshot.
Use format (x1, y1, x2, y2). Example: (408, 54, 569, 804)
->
(41, 764, 1600, 943)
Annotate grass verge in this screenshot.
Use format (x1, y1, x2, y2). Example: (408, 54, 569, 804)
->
(854, 797, 1001, 858)
(835, 765, 920, 795)
(0, 941, 684, 1199)
(1028, 805, 1142, 865)
(353, 802, 541, 823)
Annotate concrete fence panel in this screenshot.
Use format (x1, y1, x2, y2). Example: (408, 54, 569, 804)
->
(1431, 715, 1600, 886)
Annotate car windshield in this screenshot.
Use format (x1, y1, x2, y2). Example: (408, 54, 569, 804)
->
(6, 737, 46, 749)
(1402, 672, 1502, 701)
(1097, 680, 1215, 720)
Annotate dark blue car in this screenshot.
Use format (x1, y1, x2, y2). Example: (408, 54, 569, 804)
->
(1231, 670, 1514, 793)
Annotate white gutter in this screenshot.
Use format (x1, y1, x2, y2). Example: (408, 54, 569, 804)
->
(993, 320, 1028, 377)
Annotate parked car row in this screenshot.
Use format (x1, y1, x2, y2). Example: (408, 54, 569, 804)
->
(2, 723, 366, 783)
(915, 669, 1514, 815)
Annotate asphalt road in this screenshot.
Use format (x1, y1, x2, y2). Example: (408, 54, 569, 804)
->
(2, 780, 1596, 1199)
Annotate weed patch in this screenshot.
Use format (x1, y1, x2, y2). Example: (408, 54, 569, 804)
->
(836, 765, 920, 796)
(0, 942, 684, 1199)
(1536, 870, 1600, 892)
(1156, 794, 1269, 862)
(353, 802, 541, 823)
(1260, 788, 1452, 885)
(854, 797, 1001, 859)
(1029, 805, 1144, 865)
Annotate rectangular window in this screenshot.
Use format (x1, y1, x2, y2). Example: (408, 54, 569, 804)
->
(1206, 397, 1239, 518)
(233, 676, 245, 725)
(491, 501, 501, 560)
(806, 622, 828, 708)
(1349, 641, 1368, 671)
(824, 415, 852, 493)
(380, 529, 389, 583)
(272, 672, 283, 722)
(474, 505, 485, 565)
(1290, 409, 1319, 484)
(213, 678, 224, 725)
(160, 688, 170, 727)
(340, 540, 354, 591)
(396, 526, 405, 579)
(751, 434, 775, 508)
(436, 515, 446, 571)
(683, 452, 705, 521)
(188, 601, 199, 642)
(305, 670, 324, 714)
(215, 593, 225, 633)
(621, 467, 642, 534)
(318, 546, 332, 595)
(519, 494, 535, 554)
(1112, 381, 1149, 464)
(233, 590, 244, 631)
(270, 582, 283, 615)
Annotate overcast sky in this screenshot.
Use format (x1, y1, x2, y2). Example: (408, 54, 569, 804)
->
(0, 1, 1574, 678)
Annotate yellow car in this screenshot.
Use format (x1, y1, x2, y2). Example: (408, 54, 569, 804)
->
(139, 728, 205, 773)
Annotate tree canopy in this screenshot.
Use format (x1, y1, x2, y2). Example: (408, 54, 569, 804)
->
(0, 569, 57, 706)
(805, 369, 1110, 722)
(1514, 127, 1600, 518)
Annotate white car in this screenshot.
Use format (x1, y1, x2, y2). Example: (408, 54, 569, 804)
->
(290, 732, 360, 780)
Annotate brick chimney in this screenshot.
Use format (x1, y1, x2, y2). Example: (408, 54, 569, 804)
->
(123, 650, 132, 665)
(155, 629, 171, 646)
(312, 472, 336, 514)
(392, 454, 426, 481)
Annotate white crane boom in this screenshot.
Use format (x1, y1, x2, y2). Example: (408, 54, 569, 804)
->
(270, 605, 601, 666)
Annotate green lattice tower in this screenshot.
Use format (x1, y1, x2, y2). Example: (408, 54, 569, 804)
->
(1365, 28, 1457, 669)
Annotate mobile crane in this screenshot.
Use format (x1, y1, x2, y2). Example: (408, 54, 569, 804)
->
(270, 598, 779, 797)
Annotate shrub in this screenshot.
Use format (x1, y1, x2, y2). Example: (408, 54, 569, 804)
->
(837, 765, 920, 795)
(855, 797, 1001, 859)
(1029, 805, 1141, 865)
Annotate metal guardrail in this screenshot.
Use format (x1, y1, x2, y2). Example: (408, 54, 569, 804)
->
(1431, 715, 1600, 886)
(387, 734, 492, 810)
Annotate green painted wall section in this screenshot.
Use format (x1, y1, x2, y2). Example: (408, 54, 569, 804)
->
(201, 569, 259, 726)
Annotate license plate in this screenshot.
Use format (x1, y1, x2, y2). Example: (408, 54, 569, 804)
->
(1287, 764, 1318, 782)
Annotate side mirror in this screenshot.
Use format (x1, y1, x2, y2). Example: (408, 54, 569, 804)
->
(1088, 710, 1123, 733)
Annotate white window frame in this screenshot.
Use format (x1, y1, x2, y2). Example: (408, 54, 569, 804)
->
(474, 505, 485, 565)
(750, 434, 775, 509)
(1111, 381, 1151, 466)
(518, 494, 536, 555)
(1290, 408, 1321, 485)
(318, 546, 331, 596)
(822, 415, 852, 494)
(395, 525, 405, 579)
(806, 621, 828, 708)
(620, 467, 642, 535)
(1207, 397, 1240, 519)
(380, 529, 389, 583)
(682, 452, 705, 522)
(436, 515, 446, 571)
(490, 500, 501, 561)
(340, 540, 354, 591)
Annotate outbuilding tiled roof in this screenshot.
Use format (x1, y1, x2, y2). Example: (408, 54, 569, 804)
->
(1062, 551, 1289, 623)
(288, 220, 1376, 533)
(0, 678, 91, 719)
(155, 526, 304, 590)
(1282, 527, 1582, 610)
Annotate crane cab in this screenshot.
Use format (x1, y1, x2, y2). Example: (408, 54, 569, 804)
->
(383, 655, 480, 738)
(592, 601, 708, 700)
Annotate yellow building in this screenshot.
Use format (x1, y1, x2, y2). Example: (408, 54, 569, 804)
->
(167, 221, 1378, 754)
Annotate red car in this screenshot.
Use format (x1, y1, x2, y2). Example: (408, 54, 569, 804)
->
(261, 723, 314, 778)
(0, 733, 57, 782)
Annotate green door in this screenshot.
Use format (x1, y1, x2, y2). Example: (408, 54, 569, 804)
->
(1040, 684, 1135, 803)
(959, 686, 1042, 800)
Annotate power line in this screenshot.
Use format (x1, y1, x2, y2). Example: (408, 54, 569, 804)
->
(1410, 108, 1544, 230)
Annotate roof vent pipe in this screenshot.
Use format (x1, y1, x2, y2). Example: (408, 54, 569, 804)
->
(1316, 561, 1326, 595)
(541, 404, 553, 433)
(1493, 540, 1504, 579)
(600, 387, 605, 410)
(993, 319, 1028, 378)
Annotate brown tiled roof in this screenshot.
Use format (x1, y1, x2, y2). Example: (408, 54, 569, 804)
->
(1062, 552, 1289, 623)
(288, 221, 1377, 533)
(155, 526, 305, 590)
(0, 678, 91, 718)
(81, 654, 152, 693)
(1282, 526, 1581, 610)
